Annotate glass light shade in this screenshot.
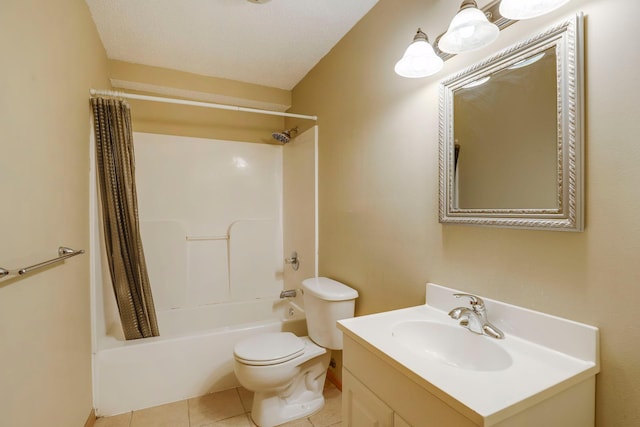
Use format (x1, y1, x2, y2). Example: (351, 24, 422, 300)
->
(499, 0, 570, 20)
(438, 7, 499, 54)
(394, 38, 444, 78)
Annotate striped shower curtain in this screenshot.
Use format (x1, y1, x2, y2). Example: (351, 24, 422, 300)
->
(91, 97, 159, 340)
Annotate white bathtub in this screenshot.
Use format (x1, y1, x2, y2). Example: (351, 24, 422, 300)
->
(93, 298, 307, 416)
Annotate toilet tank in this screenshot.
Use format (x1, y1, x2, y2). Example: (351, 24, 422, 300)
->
(302, 277, 359, 350)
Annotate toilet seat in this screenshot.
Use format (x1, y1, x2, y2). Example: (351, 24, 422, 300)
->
(234, 332, 305, 366)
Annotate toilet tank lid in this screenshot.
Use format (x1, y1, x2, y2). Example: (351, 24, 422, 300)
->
(302, 277, 359, 301)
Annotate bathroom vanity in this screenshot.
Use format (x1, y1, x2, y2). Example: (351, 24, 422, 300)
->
(337, 283, 599, 426)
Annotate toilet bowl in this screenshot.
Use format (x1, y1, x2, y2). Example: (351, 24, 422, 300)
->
(234, 334, 331, 426)
(233, 277, 358, 427)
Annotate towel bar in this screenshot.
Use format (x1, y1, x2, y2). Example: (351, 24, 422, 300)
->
(0, 246, 85, 278)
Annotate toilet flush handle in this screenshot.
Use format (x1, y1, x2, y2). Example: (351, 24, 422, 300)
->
(285, 251, 299, 271)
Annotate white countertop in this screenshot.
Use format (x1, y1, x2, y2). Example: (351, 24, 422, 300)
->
(337, 283, 600, 425)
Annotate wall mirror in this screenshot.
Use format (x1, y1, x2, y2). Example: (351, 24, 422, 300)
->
(439, 14, 584, 231)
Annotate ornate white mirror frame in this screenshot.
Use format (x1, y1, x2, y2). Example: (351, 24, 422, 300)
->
(439, 13, 584, 231)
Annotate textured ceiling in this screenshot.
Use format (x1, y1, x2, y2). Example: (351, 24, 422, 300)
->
(86, 0, 379, 90)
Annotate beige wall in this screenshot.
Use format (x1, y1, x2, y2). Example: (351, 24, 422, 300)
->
(0, 0, 109, 426)
(127, 99, 285, 144)
(108, 60, 288, 143)
(291, 0, 640, 425)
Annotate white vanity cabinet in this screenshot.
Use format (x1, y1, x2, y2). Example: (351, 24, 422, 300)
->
(342, 368, 419, 427)
(338, 283, 600, 427)
(342, 369, 393, 427)
(342, 336, 476, 427)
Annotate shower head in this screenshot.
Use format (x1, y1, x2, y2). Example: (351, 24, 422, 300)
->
(272, 127, 298, 144)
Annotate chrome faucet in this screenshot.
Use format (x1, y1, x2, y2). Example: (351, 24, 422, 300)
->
(279, 289, 297, 298)
(448, 293, 504, 339)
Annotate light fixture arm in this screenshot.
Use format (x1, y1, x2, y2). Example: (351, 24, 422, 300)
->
(459, 0, 479, 11)
(460, 0, 493, 21)
(413, 28, 429, 43)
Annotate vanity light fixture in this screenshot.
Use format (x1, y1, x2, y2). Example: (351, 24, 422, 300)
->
(394, 28, 444, 78)
(438, 0, 500, 54)
(394, 0, 571, 78)
(499, 0, 570, 20)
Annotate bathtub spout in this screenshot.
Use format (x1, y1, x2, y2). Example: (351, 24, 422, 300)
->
(280, 289, 297, 298)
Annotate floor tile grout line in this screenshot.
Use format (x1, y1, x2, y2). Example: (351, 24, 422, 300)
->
(98, 384, 340, 427)
(187, 396, 191, 427)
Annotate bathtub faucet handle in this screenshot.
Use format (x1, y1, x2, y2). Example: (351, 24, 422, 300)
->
(280, 289, 297, 298)
(285, 251, 299, 271)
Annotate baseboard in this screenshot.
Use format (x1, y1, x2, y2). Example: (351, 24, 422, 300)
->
(84, 408, 96, 427)
(326, 368, 342, 391)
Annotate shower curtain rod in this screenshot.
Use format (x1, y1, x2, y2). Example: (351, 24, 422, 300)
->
(89, 89, 318, 121)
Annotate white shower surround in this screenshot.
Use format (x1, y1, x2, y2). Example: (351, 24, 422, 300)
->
(134, 132, 285, 313)
(90, 129, 318, 416)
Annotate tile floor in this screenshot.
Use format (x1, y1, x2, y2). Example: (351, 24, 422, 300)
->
(94, 381, 341, 427)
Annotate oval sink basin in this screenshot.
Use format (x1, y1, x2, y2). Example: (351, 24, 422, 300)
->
(391, 321, 512, 371)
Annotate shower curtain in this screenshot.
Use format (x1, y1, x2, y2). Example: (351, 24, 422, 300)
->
(91, 97, 159, 340)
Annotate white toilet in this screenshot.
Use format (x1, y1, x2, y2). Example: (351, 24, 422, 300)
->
(233, 277, 358, 427)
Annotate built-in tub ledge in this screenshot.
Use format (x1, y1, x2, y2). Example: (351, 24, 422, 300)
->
(337, 283, 600, 426)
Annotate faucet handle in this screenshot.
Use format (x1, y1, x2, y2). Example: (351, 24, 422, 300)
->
(453, 293, 485, 308)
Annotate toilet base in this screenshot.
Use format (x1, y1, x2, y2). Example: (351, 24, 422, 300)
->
(250, 351, 331, 427)
(251, 394, 324, 427)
